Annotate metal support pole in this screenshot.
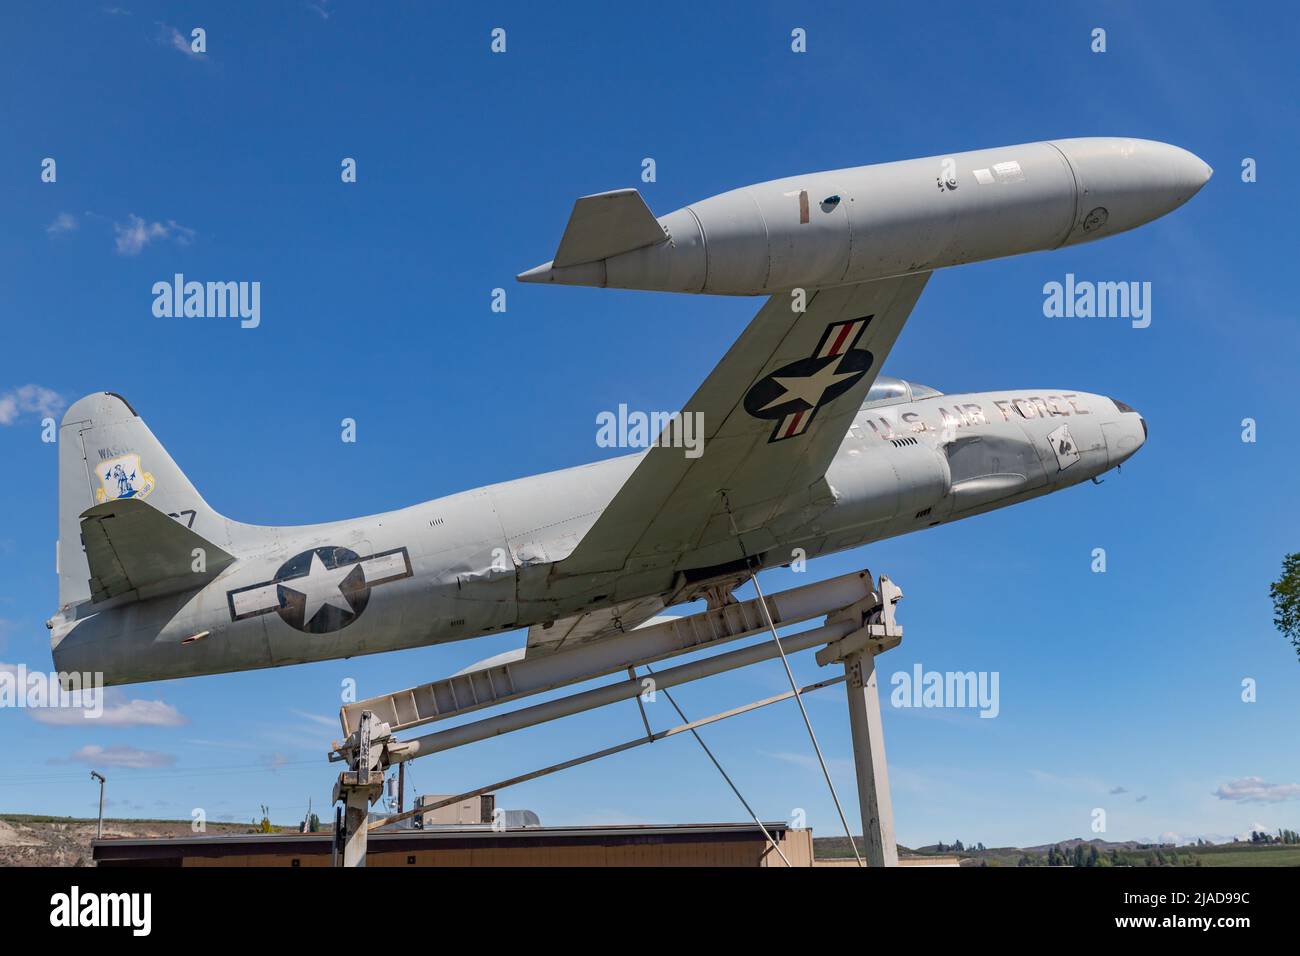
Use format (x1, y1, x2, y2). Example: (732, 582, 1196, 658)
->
(843, 649, 897, 867)
(332, 806, 342, 866)
(751, 570, 863, 866)
(341, 785, 372, 866)
(89, 771, 105, 840)
(646, 665, 793, 867)
(630, 666, 654, 738)
(333, 711, 384, 867)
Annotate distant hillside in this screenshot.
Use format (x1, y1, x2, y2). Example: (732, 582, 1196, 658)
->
(0, 814, 293, 867)
(1023, 838, 1149, 853)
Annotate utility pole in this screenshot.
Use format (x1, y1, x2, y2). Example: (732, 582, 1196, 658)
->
(89, 771, 105, 840)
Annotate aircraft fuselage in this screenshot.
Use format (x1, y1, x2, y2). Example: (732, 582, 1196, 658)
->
(49, 386, 1145, 685)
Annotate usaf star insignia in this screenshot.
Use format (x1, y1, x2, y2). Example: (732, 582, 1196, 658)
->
(227, 546, 412, 634)
(743, 316, 875, 442)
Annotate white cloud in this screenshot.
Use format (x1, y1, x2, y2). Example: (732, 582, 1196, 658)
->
(760, 749, 854, 776)
(30, 695, 187, 728)
(158, 24, 205, 59)
(258, 725, 331, 753)
(1213, 776, 1300, 804)
(289, 708, 338, 729)
(0, 663, 187, 726)
(62, 744, 176, 769)
(112, 213, 195, 255)
(46, 212, 78, 237)
(0, 385, 65, 426)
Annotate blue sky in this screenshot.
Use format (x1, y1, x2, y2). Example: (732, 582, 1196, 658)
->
(0, 1, 1296, 848)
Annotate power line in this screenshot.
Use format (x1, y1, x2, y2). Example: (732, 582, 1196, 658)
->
(0, 757, 321, 786)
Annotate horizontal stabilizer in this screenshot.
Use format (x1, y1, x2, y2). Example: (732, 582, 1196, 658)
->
(552, 189, 668, 267)
(80, 498, 235, 604)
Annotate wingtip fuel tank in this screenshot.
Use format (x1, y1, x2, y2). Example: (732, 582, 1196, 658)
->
(518, 137, 1211, 295)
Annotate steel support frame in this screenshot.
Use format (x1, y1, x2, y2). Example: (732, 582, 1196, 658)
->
(339, 569, 878, 737)
(332, 569, 906, 868)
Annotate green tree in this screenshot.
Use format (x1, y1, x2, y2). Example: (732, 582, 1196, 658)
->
(1269, 553, 1300, 660)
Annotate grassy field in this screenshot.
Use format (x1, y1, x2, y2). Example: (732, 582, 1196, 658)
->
(813, 835, 1300, 867)
(1187, 844, 1300, 867)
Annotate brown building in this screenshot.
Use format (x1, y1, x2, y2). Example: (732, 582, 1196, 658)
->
(92, 822, 813, 867)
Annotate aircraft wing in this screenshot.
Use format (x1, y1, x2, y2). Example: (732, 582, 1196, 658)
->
(525, 595, 666, 655)
(80, 497, 236, 603)
(555, 272, 931, 578)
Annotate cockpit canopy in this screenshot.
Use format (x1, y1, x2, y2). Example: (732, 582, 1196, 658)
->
(862, 375, 943, 408)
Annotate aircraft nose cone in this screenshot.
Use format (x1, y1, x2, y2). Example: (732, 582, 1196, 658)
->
(1053, 138, 1212, 244)
(1106, 398, 1147, 466)
(1165, 142, 1213, 196)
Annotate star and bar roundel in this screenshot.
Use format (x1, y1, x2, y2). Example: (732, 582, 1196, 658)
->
(226, 545, 412, 634)
(743, 315, 874, 442)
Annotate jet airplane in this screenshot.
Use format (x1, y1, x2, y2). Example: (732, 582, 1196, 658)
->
(48, 138, 1207, 685)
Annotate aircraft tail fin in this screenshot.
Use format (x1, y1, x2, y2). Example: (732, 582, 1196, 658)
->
(550, 188, 669, 267)
(79, 498, 235, 604)
(57, 392, 232, 608)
